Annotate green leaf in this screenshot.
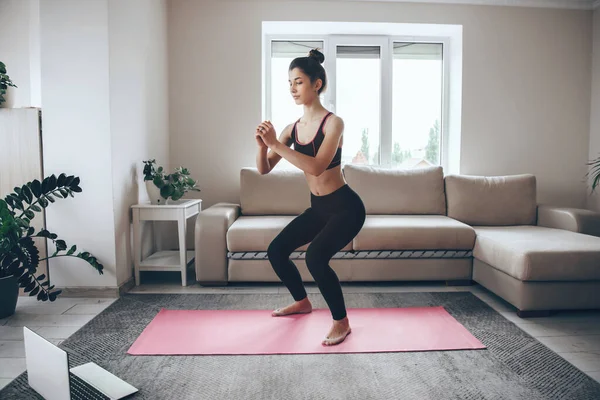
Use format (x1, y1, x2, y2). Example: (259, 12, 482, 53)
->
(7, 195, 23, 210)
(171, 191, 183, 201)
(160, 185, 174, 198)
(47, 175, 57, 192)
(29, 287, 40, 296)
(71, 186, 82, 193)
(49, 290, 61, 301)
(59, 188, 68, 197)
(41, 177, 49, 193)
(37, 229, 50, 238)
(21, 185, 33, 204)
(153, 176, 164, 188)
(24, 210, 35, 219)
(5, 196, 14, 209)
(55, 240, 67, 251)
(31, 205, 42, 212)
(39, 197, 49, 208)
(36, 274, 46, 281)
(46, 195, 55, 203)
(15, 218, 30, 228)
(30, 180, 41, 198)
(24, 281, 36, 292)
(57, 173, 67, 187)
(67, 245, 77, 255)
(27, 227, 35, 236)
(70, 177, 80, 188)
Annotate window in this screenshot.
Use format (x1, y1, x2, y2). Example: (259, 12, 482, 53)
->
(335, 44, 381, 166)
(265, 34, 448, 171)
(392, 43, 443, 169)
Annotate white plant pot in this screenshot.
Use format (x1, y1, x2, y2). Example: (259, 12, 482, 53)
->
(145, 181, 165, 205)
(0, 86, 15, 108)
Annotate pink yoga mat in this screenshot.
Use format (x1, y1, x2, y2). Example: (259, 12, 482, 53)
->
(128, 306, 485, 355)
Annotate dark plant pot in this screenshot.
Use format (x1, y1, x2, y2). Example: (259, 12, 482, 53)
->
(0, 275, 19, 319)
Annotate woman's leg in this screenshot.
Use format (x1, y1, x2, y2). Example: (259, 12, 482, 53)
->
(305, 207, 365, 322)
(267, 207, 325, 302)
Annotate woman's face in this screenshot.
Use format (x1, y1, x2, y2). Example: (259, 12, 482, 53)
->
(289, 68, 320, 105)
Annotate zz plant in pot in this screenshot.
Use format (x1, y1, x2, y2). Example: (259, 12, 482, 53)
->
(0, 174, 104, 318)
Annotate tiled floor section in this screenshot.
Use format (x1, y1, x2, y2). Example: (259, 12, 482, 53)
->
(1, 282, 599, 391)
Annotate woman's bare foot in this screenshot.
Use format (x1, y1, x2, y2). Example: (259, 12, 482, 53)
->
(322, 317, 351, 346)
(272, 297, 312, 316)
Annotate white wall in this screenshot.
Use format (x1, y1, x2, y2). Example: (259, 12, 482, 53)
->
(40, 0, 117, 288)
(108, 0, 170, 286)
(168, 0, 592, 209)
(588, 8, 600, 212)
(0, 0, 41, 107)
(38, 0, 169, 289)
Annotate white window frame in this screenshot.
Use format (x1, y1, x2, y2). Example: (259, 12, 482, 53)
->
(264, 32, 453, 172)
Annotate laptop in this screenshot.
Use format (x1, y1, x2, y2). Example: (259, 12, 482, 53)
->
(23, 327, 138, 400)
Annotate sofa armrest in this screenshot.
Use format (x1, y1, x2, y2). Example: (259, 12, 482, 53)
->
(195, 202, 240, 284)
(536, 205, 600, 237)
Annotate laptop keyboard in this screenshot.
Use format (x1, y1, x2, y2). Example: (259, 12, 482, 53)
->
(70, 373, 111, 400)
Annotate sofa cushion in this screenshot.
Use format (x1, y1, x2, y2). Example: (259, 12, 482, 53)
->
(227, 216, 353, 252)
(240, 168, 310, 215)
(352, 215, 476, 251)
(343, 164, 446, 215)
(473, 226, 600, 281)
(445, 174, 536, 226)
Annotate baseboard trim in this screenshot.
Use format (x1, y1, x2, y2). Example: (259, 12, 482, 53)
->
(58, 286, 120, 298)
(119, 277, 136, 295)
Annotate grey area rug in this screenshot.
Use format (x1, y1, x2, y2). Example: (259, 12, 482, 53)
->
(2, 291, 600, 400)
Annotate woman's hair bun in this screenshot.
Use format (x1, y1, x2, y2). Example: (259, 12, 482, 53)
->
(308, 48, 325, 64)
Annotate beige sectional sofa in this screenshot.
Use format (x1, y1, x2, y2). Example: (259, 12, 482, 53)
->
(195, 165, 600, 317)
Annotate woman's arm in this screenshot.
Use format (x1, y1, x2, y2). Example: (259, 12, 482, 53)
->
(258, 116, 344, 176)
(255, 124, 293, 174)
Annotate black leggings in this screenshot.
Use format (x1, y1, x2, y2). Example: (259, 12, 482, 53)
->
(267, 184, 366, 321)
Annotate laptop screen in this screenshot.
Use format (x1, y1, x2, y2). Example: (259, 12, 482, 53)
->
(23, 326, 72, 400)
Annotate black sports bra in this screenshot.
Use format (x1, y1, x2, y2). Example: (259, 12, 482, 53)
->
(291, 112, 342, 170)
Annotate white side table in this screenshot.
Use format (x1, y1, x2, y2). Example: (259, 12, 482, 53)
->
(132, 199, 202, 286)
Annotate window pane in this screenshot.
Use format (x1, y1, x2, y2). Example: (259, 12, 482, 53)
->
(336, 45, 381, 166)
(392, 43, 443, 169)
(270, 41, 323, 170)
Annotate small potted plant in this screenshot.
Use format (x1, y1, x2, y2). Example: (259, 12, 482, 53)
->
(0, 61, 17, 108)
(0, 174, 104, 318)
(143, 159, 201, 205)
(587, 155, 600, 194)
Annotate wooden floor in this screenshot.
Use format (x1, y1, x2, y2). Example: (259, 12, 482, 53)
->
(1, 281, 599, 390)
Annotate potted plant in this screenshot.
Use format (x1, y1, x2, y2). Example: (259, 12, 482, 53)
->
(0, 174, 104, 318)
(587, 155, 600, 194)
(142, 159, 201, 205)
(0, 61, 17, 107)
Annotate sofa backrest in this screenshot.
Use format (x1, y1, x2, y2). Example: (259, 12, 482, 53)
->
(240, 168, 309, 215)
(343, 164, 446, 215)
(444, 174, 537, 225)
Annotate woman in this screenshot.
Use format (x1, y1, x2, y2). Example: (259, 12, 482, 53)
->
(255, 49, 366, 346)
